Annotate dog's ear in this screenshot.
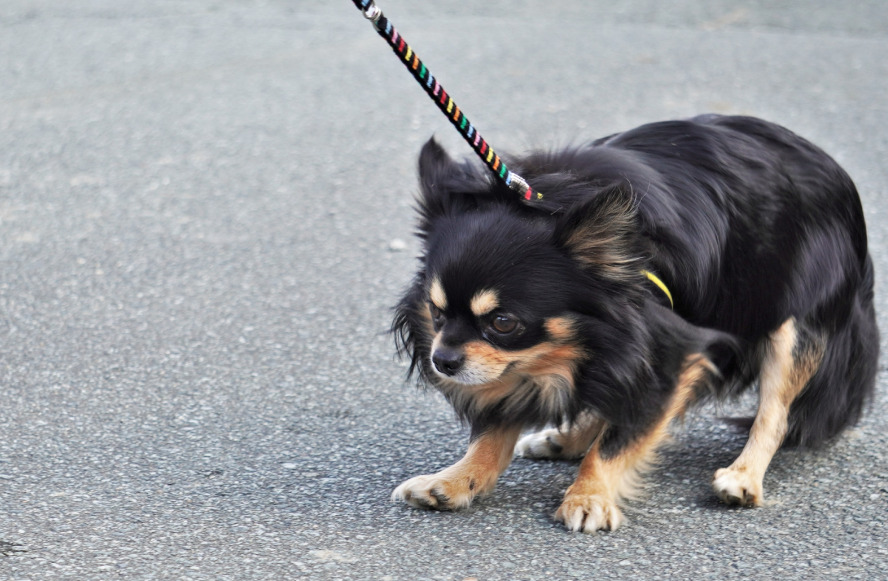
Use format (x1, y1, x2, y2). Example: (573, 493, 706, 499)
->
(555, 187, 644, 283)
(418, 138, 487, 215)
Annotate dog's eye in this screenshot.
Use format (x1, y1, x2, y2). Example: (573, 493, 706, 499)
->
(429, 304, 445, 330)
(489, 313, 520, 335)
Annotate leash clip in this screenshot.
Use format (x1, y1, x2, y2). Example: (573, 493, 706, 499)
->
(362, 1, 382, 24)
(507, 173, 542, 201)
(507, 174, 530, 199)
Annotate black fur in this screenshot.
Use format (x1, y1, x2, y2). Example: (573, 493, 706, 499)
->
(393, 114, 878, 453)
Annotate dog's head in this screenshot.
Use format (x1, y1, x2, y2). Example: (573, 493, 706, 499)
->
(394, 139, 656, 425)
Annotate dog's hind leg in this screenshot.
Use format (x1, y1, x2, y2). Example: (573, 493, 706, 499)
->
(712, 317, 824, 507)
(514, 413, 606, 460)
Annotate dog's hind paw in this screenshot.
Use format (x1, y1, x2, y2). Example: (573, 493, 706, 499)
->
(515, 429, 569, 459)
(515, 427, 589, 460)
(555, 493, 624, 533)
(712, 467, 763, 507)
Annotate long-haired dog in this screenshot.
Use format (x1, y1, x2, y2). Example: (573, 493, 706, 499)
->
(391, 114, 878, 532)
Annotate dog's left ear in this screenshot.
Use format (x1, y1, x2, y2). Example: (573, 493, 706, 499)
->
(417, 138, 488, 216)
(555, 187, 644, 283)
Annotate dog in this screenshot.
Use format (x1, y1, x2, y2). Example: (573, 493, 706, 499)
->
(390, 114, 878, 532)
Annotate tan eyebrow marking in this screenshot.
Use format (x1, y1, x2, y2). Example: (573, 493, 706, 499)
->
(429, 277, 447, 310)
(470, 289, 500, 317)
(544, 317, 576, 342)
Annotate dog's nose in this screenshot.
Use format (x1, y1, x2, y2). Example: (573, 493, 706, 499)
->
(432, 348, 465, 376)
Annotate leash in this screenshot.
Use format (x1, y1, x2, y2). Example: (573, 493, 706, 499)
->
(350, 0, 543, 204)
(350, 1, 675, 309)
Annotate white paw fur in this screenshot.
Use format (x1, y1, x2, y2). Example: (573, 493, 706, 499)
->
(392, 473, 477, 511)
(514, 428, 584, 460)
(712, 466, 763, 507)
(555, 492, 624, 533)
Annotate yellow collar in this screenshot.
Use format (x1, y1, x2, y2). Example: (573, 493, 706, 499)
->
(641, 270, 674, 309)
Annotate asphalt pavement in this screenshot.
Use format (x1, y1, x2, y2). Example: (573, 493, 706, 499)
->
(1, 1, 887, 579)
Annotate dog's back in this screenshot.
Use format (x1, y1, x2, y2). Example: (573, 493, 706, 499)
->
(511, 115, 878, 447)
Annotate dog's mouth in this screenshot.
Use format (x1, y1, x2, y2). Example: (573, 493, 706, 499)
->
(432, 367, 501, 386)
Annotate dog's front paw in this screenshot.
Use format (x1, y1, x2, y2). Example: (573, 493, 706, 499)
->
(392, 473, 477, 511)
(712, 467, 763, 507)
(555, 491, 624, 533)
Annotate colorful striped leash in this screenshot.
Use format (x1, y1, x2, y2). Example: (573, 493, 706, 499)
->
(350, 0, 543, 203)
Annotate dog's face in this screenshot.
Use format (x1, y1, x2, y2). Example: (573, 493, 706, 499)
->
(426, 280, 533, 385)
(422, 217, 585, 388)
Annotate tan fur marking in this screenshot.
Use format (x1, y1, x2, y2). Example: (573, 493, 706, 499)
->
(465, 377, 518, 411)
(463, 340, 585, 375)
(470, 289, 500, 317)
(432, 338, 586, 420)
(556, 354, 708, 532)
(713, 318, 824, 507)
(442, 339, 584, 388)
(544, 317, 576, 342)
(524, 344, 584, 376)
(392, 426, 522, 510)
(429, 277, 447, 311)
(463, 341, 513, 367)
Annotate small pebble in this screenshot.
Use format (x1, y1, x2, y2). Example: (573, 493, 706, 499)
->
(388, 238, 407, 251)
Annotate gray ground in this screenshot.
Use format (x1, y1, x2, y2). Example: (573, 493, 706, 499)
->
(2, 1, 887, 579)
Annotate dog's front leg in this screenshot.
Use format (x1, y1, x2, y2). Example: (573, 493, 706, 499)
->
(555, 435, 631, 532)
(392, 425, 522, 510)
(556, 356, 706, 532)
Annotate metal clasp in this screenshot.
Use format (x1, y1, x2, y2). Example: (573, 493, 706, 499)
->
(362, 1, 382, 24)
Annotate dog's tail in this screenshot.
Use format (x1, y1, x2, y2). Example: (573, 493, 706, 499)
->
(785, 254, 879, 448)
